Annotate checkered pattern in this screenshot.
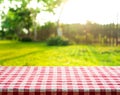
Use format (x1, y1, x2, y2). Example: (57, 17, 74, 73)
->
(0, 66, 120, 95)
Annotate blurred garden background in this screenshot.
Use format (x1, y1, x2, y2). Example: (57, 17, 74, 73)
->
(0, 0, 120, 66)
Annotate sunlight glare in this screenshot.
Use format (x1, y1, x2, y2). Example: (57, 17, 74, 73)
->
(59, 0, 120, 24)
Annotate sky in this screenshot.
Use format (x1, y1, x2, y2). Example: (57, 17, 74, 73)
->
(37, 0, 120, 24)
(0, 0, 120, 25)
(57, 0, 120, 24)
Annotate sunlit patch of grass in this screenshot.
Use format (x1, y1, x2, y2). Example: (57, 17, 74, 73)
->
(0, 40, 120, 66)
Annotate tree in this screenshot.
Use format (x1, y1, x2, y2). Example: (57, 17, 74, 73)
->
(2, 6, 33, 39)
(37, 22, 56, 41)
(1, 0, 66, 40)
(56, 0, 68, 37)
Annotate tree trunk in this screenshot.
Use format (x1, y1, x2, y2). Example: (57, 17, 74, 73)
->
(56, 2, 67, 37)
(34, 22, 37, 41)
(116, 36, 118, 46)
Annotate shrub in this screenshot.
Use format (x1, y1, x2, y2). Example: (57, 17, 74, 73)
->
(47, 36, 69, 46)
(20, 37, 32, 42)
(6, 35, 14, 40)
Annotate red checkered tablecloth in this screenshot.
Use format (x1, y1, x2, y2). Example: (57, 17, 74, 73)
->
(0, 66, 120, 95)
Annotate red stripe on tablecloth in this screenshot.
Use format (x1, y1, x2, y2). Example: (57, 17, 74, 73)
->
(2, 92, 7, 95)
(0, 67, 120, 95)
(46, 91, 51, 95)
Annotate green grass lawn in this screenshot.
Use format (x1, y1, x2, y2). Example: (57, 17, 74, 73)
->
(0, 40, 120, 66)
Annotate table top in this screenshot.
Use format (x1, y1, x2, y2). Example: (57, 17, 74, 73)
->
(0, 66, 120, 94)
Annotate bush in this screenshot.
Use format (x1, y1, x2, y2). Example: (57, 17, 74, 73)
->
(47, 36, 69, 46)
(20, 37, 32, 42)
(6, 35, 14, 40)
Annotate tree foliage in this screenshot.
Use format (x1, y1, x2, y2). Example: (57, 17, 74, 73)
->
(62, 22, 120, 45)
(2, 6, 33, 39)
(0, 0, 65, 39)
